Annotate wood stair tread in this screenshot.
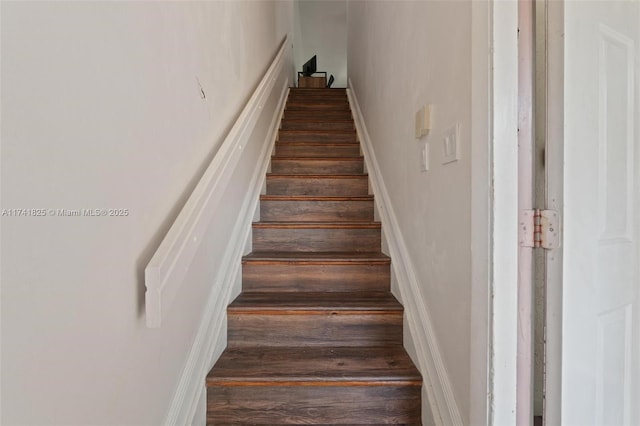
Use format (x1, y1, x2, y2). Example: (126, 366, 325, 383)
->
(276, 141, 360, 147)
(271, 156, 363, 160)
(207, 346, 421, 385)
(260, 195, 373, 201)
(253, 221, 380, 229)
(285, 105, 350, 109)
(286, 98, 348, 102)
(228, 291, 402, 312)
(282, 117, 354, 122)
(243, 251, 390, 263)
(286, 94, 347, 96)
(279, 129, 355, 133)
(267, 173, 367, 178)
(287, 95, 348, 98)
(275, 141, 359, 145)
(283, 114, 352, 118)
(287, 96, 348, 99)
(289, 88, 346, 91)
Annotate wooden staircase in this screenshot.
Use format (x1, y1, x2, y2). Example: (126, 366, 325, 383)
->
(206, 88, 423, 424)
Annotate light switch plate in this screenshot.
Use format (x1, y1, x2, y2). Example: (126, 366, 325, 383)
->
(420, 143, 429, 171)
(442, 124, 460, 164)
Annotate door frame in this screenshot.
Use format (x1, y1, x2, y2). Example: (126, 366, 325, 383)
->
(470, 1, 522, 424)
(541, 1, 565, 424)
(517, 0, 536, 424)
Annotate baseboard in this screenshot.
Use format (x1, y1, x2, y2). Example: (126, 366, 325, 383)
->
(347, 80, 464, 426)
(164, 80, 290, 426)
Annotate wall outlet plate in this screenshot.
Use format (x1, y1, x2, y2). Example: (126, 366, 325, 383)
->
(442, 123, 460, 164)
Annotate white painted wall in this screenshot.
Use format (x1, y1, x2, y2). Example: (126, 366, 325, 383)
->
(0, 2, 292, 424)
(347, 1, 473, 422)
(293, 0, 347, 87)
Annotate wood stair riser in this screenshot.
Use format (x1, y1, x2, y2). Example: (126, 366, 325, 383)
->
(283, 110, 352, 120)
(207, 385, 421, 424)
(288, 92, 347, 98)
(275, 143, 360, 157)
(266, 176, 369, 196)
(227, 312, 403, 347)
(252, 227, 381, 252)
(285, 98, 349, 106)
(288, 91, 347, 98)
(260, 199, 373, 222)
(278, 131, 356, 143)
(281, 120, 354, 131)
(285, 106, 351, 113)
(242, 262, 390, 292)
(286, 100, 350, 108)
(289, 88, 346, 94)
(270, 158, 363, 175)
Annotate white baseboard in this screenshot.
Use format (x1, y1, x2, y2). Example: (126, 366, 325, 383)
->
(163, 79, 290, 426)
(347, 80, 464, 426)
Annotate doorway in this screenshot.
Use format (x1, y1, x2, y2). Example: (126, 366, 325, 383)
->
(531, 1, 640, 424)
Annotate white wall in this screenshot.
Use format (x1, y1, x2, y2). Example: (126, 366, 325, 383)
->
(347, 1, 473, 422)
(0, 2, 292, 424)
(293, 0, 347, 87)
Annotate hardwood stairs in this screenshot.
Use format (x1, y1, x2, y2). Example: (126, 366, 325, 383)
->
(207, 87, 423, 424)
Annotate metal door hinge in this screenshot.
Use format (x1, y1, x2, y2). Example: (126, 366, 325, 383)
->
(519, 209, 560, 249)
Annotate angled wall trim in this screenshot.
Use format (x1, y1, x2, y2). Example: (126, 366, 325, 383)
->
(145, 36, 289, 328)
(164, 80, 290, 426)
(347, 81, 464, 426)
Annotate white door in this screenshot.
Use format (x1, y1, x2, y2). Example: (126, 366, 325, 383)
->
(548, 1, 640, 425)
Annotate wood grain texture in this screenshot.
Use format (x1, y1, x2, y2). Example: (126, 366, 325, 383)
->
(288, 89, 347, 97)
(289, 87, 347, 94)
(266, 175, 369, 196)
(242, 262, 390, 292)
(228, 313, 402, 347)
(283, 110, 352, 120)
(270, 157, 364, 174)
(229, 291, 402, 310)
(287, 93, 347, 99)
(207, 385, 421, 424)
(207, 346, 421, 384)
(278, 130, 357, 143)
(284, 105, 352, 113)
(274, 142, 360, 157)
(281, 119, 354, 131)
(260, 195, 373, 222)
(207, 87, 422, 424)
(286, 99, 350, 107)
(285, 95, 348, 101)
(252, 222, 381, 253)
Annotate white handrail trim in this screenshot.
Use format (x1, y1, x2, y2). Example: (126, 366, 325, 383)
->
(145, 36, 289, 328)
(165, 81, 290, 425)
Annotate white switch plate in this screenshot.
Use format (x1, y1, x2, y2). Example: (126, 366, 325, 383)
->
(420, 143, 429, 171)
(442, 124, 460, 164)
